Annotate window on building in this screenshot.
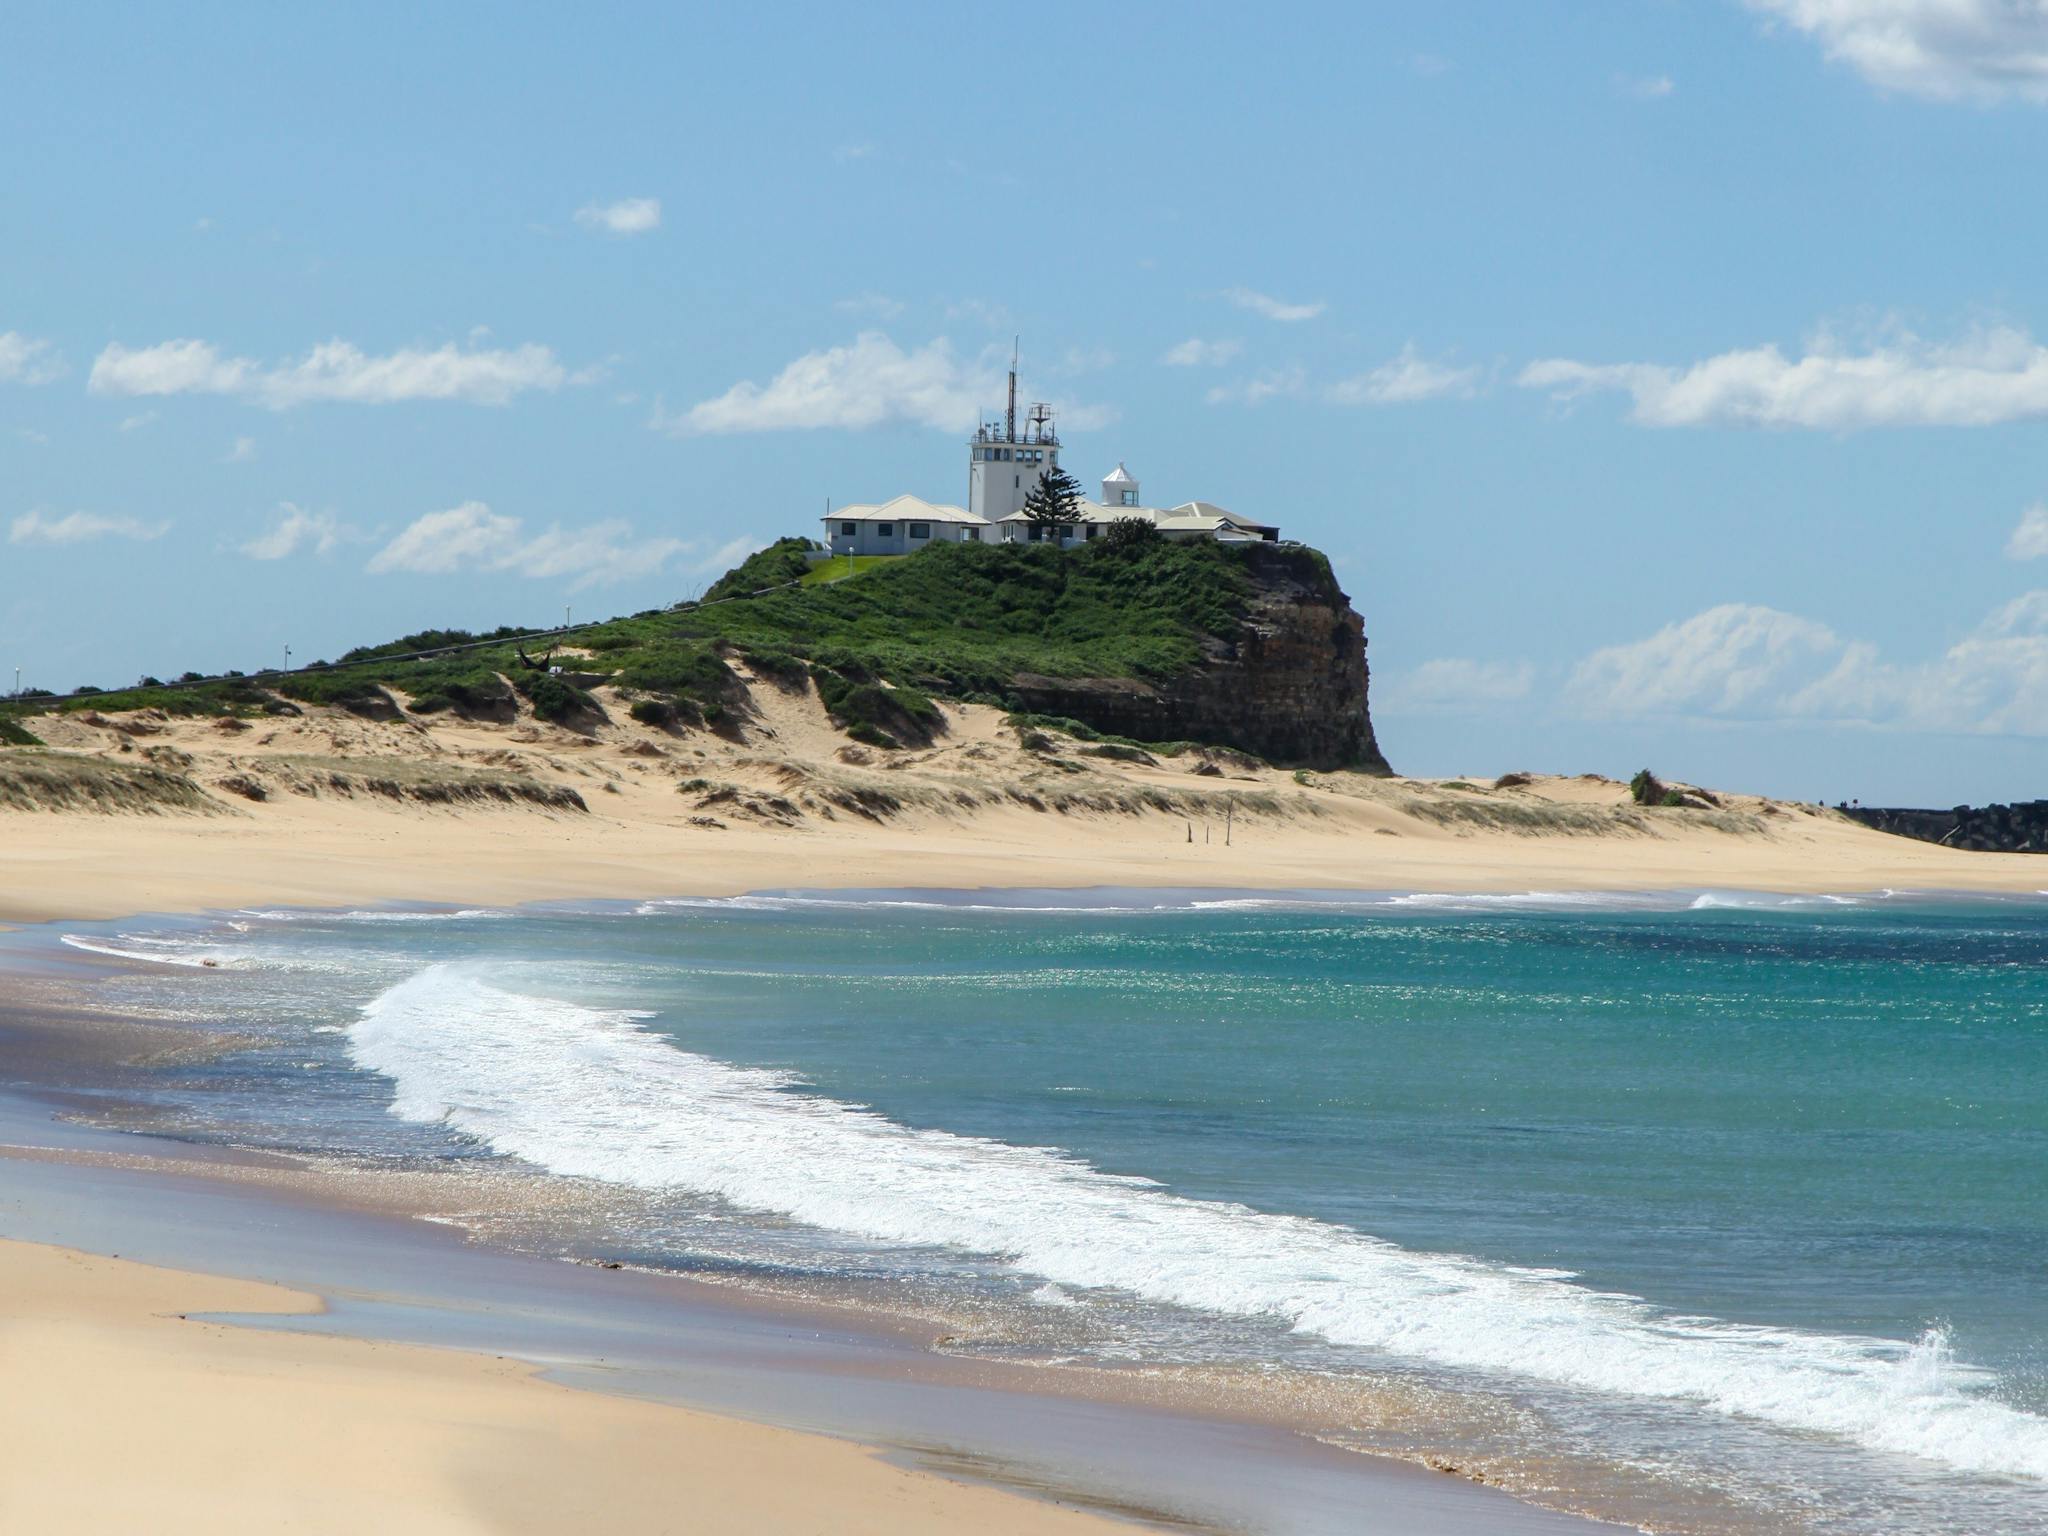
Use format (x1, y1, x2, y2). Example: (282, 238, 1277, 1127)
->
(877, 523, 893, 537)
(908, 522, 930, 539)
(1119, 490, 1137, 506)
(840, 521, 857, 536)
(1028, 524, 1045, 542)
(1084, 524, 1097, 540)
(963, 528, 980, 542)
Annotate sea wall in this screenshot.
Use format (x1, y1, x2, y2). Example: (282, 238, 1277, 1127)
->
(1011, 545, 1392, 772)
(1844, 802, 2048, 854)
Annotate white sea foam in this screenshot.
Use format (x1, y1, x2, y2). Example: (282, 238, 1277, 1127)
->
(237, 907, 509, 924)
(351, 965, 2048, 1484)
(59, 934, 240, 968)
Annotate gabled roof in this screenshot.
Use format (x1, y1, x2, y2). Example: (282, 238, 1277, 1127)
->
(826, 493, 985, 525)
(994, 498, 1277, 535)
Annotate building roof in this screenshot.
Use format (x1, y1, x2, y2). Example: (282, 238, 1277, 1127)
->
(826, 493, 985, 526)
(1102, 462, 1136, 485)
(993, 498, 1278, 535)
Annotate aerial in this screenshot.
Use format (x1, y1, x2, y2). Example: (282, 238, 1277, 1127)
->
(3, 4, 2046, 1534)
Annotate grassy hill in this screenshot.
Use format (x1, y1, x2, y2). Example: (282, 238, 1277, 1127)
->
(0, 535, 1365, 759)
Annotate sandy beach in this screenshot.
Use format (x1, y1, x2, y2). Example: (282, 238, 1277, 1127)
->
(0, 1237, 1143, 1536)
(3, 688, 2042, 1535)
(4, 684, 2042, 928)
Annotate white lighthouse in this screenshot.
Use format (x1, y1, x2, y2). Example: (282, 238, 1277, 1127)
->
(967, 349, 1059, 523)
(1101, 461, 1140, 507)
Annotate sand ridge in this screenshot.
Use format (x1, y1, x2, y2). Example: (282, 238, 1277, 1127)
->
(2, 672, 2042, 924)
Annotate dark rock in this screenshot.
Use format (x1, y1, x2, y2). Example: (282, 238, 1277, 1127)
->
(1845, 801, 2048, 854)
(1009, 545, 1391, 773)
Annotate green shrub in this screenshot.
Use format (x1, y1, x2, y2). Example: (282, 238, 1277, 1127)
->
(703, 538, 816, 601)
(517, 672, 599, 724)
(0, 717, 42, 747)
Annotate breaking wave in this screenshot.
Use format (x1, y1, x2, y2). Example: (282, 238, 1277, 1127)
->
(350, 964, 2048, 1483)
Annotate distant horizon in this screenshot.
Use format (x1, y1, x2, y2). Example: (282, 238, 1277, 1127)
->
(7, 2, 2048, 805)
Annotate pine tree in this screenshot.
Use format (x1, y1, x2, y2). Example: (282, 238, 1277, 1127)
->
(1020, 464, 1085, 530)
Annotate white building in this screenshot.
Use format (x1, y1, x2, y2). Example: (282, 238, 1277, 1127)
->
(823, 494, 988, 556)
(819, 355, 1278, 555)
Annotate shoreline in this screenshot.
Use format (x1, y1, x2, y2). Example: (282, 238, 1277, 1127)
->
(6, 734, 2043, 1536)
(0, 1028, 1616, 1536)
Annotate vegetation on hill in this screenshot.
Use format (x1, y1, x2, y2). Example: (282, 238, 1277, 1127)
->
(0, 536, 1331, 752)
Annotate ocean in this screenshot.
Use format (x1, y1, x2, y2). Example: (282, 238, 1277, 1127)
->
(38, 888, 2048, 1534)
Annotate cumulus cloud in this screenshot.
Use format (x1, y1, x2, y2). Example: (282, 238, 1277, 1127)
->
(1382, 658, 1536, 712)
(1619, 72, 1676, 98)
(1568, 597, 2048, 736)
(241, 503, 342, 560)
(1161, 338, 1243, 368)
(366, 500, 687, 590)
(89, 337, 568, 409)
(1328, 344, 1482, 404)
(222, 435, 257, 463)
(574, 196, 662, 235)
(10, 509, 169, 545)
(1520, 323, 2048, 429)
(0, 331, 62, 386)
(1568, 604, 1842, 717)
(661, 332, 996, 436)
(1222, 288, 1325, 323)
(1747, 0, 2048, 102)
(2010, 503, 2048, 560)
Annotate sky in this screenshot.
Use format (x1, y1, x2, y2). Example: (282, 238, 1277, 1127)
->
(6, 0, 2048, 804)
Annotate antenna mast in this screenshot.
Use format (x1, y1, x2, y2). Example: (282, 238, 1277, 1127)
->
(1006, 338, 1018, 443)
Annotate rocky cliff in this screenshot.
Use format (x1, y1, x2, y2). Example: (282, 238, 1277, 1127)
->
(1011, 544, 1391, 773)
(1844, 801, 2048, 854)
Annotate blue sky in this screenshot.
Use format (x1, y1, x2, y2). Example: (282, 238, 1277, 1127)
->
(6, 1, 2048, 803)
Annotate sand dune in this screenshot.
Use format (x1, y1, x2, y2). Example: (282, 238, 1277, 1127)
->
(1, 674, 2040, 925)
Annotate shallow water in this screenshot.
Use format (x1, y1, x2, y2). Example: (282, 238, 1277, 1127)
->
(34, 887, 2048, 1535)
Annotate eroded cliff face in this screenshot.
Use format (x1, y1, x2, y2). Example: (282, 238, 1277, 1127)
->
(1012, 544, 1391, 772)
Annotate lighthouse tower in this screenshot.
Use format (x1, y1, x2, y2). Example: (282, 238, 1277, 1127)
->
(968, 347, 1058, 523)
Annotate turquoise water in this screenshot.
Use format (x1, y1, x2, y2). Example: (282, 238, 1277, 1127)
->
(43, 889, 2048, 1534)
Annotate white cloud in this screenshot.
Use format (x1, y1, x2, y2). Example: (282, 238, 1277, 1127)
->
(1619, 72, 1676, 98)
(222, 435, 257, 463)
(1568, 604, 1841, 717)
(661, 332, 995, 436)
(574, 196, 662, 235)
(1328, 344, 1482, 405)
(1222, 287, 1325, 323)
(1747, 0, 2048, 102)
(0, 332, 62, 386)
(89, 337, 569, 409)
(1383, 658, 1536, 712)
(1161, 338, 1243, 368)
(366, 500, 686, 590)
(1568, 596, 2048, 736)
(2008, 502, 2048, 560)
(10, 509, 169, 545)
(1520, 323, 2048, 429)
(241, 503, 341, 560)
(833, 142, 876, 162)
(118, 410, 158, 432)
(1205, 366, 1307, 407)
